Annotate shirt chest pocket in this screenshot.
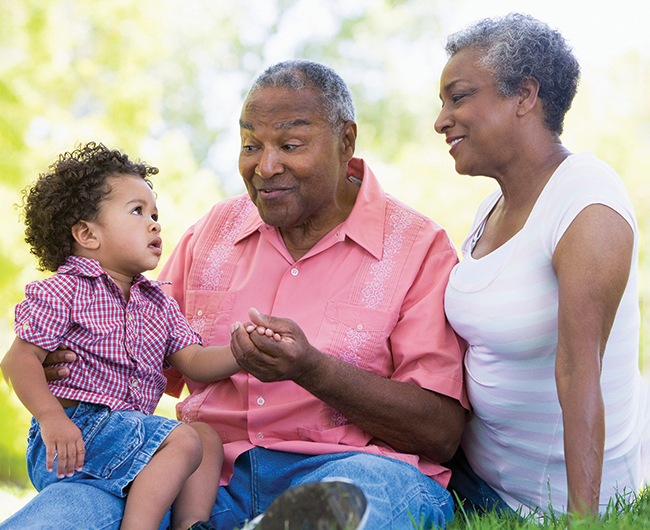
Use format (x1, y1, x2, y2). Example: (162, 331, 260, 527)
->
(184, 290, 236, 346)
(315, 301, 399, 374)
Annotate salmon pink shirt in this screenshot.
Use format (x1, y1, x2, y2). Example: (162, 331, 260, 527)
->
(159, 158, 468, 486)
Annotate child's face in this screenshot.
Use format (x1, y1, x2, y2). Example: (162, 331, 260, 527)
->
(89, 174, 162, 280)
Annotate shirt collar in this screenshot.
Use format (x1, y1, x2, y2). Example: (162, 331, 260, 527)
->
(232, 157, 386, 260)
(339, 157, 386, 260)
(58, 256, 167, 288)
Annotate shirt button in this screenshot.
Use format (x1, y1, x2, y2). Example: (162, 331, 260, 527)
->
(291, 268, 299, 276)
(197, 309, 203, 316)
(131, 379, 139, 387)
(22, 322, 29, 331)
(256, 397, 265, 406)
(356, 324, 364, 330)
(127, 314, 132, 321)
(256, 432, 264, 440)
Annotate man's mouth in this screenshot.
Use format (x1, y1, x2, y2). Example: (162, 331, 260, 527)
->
(259, 187, 289, 199)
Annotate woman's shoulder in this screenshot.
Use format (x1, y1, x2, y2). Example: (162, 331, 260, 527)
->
(552, 152, 627, 193)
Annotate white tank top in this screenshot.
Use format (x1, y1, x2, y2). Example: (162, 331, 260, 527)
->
(445, 152, 646, 514)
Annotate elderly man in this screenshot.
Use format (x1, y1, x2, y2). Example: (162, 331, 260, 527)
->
(16, 60, 467, 530)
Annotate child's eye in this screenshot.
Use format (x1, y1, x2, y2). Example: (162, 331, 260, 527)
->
(132, 206, 142, 215)
(152, 213, 158, 222)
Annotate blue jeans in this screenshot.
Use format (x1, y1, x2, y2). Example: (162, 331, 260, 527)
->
(2, 448, 454, 530)
(443, 446, 516, 517)
(161, 448, 454, 530)
(0, 403, 180, 530)
(28, 403, 180, 497)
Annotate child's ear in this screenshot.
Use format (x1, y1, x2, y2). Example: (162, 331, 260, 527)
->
(71, 220, 100, 250)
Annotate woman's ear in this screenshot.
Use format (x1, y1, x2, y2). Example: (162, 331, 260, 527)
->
(71, 220, 100, 250)
(516, 76, 541, 117)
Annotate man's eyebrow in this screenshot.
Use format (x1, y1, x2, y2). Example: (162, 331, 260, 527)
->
(238, 118, 312, 130)
(275, 118, 311, 130)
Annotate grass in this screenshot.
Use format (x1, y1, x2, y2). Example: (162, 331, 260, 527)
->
(443, 486, 650, 530)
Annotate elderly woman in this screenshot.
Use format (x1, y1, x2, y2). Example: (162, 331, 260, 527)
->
(435, 13, 648, 516)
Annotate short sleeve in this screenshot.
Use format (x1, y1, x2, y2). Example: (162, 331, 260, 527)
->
(163, 295, 202, 363)
(541, 153, 638, 253)
(15, 280, 72, 351)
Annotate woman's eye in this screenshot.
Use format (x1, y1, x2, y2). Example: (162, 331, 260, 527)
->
(283, 144, 299, 151)
(452, 94, 466, 103)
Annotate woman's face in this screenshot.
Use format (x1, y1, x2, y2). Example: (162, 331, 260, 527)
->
(435, 47, 520, 178)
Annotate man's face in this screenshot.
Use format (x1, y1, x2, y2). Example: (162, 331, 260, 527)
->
(238, 86, 351, 233)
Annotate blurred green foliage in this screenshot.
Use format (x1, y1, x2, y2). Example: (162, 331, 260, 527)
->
(0, 0, 648, 496)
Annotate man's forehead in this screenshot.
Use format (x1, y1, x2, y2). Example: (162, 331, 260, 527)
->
(239, 117, 313, 131)
(239, 87, 327, 130)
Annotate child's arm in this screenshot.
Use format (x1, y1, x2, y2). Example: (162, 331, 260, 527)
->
(167, 311, 284, 383)
(1, 337, 85, 478)
(166, 343, 241, 383)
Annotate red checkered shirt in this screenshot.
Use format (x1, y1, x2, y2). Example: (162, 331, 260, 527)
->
(15, 256, 201, 415)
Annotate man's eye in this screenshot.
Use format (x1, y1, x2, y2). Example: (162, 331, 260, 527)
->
(452, 94, 466, 103)
(242, 145, 256, 153)
(283, 144, 299, 151)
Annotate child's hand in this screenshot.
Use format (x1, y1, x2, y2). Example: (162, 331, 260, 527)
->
(245, 308, 283, 341)
(38, 412, 85, 478)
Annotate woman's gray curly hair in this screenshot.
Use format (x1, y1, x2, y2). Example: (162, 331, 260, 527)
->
(445, 13, 580, 135)
(247, 60, 355, 133)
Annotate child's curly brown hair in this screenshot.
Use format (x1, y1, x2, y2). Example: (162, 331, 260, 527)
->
(22, 142, 159, 272)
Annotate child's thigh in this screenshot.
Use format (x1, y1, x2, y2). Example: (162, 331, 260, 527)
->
(27, 403, 181, 497)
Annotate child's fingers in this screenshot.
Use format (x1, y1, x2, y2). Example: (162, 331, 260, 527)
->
(55, 442, 68, 478)
(46, 443, 56, 473)
(75, 439, 85, 472)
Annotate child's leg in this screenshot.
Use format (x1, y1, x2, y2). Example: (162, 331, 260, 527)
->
(170, 422, 223, 530)
(120, 423, 203, 530)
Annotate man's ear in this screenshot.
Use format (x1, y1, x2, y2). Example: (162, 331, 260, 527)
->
(71, 220, 100, 250)
(516, 76, 541, 117)
(340, 120, 357, 162)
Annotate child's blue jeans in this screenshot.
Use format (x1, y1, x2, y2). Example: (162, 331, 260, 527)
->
(27, 402, 180, 497)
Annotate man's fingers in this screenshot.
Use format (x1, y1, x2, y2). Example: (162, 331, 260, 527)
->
(44, 365, 70, 382)
(43, 349, 77, 367)
(248, 307, 290, 331)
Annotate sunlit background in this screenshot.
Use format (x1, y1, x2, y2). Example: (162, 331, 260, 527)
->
(1, 0, 648, 518)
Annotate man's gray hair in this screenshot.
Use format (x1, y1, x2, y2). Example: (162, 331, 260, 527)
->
(444, 13, 580, 135)
(248, 60, 355, 132)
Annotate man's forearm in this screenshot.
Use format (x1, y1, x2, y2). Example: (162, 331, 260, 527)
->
(294, 347, 466, 463)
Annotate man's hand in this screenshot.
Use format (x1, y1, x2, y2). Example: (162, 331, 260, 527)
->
(42, 348, 77, 381)
(230, 308, 319, 383)
(38, 412, 85, 478)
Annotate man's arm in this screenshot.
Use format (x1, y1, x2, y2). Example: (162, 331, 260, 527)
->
(232, 309, 466, 464)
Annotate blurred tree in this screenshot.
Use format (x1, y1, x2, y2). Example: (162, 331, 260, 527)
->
(1, 0, 648, 495)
